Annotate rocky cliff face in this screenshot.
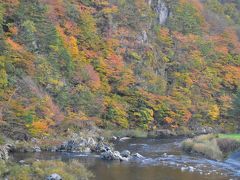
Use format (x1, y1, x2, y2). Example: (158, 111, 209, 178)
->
(155, 0, 170, 25)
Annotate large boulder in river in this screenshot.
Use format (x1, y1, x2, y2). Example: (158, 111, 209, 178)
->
(101, 150, 130, 161)
(93, 142, 111, 153)
(121, 150, 131, 158)
(101, 150, 122, 160)
(132, 153, 144, 159)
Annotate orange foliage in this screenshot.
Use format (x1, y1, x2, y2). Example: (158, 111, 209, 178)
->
(6, 38, 24, 51)
(106, 53, 124, 68)
(9, 26, 18, 35)
(30, 119, 54, 136)
(223, 28, 240, 54)
(158, 28, 173, 47)
(42, 95, 65, 122)
(183, 111, 192, 122)
(207, 28, 240, 55)
(173, 31, 198, 45)
(105, 53, 124, 79)
(224, 66, 240, 87)
(164, 117, 174, 124)
(31, 120, 48, 131)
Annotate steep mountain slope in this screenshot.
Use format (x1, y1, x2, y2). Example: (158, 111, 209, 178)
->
(0, 0, 240, 139)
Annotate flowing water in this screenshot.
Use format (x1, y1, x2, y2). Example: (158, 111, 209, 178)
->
(12, 138, 240, 180)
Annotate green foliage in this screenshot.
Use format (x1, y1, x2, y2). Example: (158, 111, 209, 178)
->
(218, 134, 240, 140)
(232, 90, 240, 120)
(204, 0, 240, 25)
(168, 2, 202, 34)
(0, 4, 4, 35)
(0, 160, 7, 177)
(205, 0, 224, 14)
(104, 95, 129, 128)
(68, 86, 103, 117)
(0, 56, 8, 90)
(0, 136, 5, 145)
(78, 12, 101, 49)
(133, 108, 154, 129)
(31, 160, 94, 180)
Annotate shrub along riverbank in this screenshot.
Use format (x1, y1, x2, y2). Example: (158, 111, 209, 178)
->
(181, 134, 240, 161)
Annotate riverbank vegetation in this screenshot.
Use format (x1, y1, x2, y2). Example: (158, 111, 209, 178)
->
(0, 160, 93, 180)
(182, 134, 240, 160)
(218, 134, 240, 140)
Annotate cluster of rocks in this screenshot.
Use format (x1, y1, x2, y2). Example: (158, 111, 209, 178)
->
(100, 149, 144, 162)
(53, 134, 112, 154)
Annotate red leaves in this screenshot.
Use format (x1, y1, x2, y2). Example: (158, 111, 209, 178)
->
(85, 64, 101, 90)
(40, 0, 66, 23)
(106, 53, 124, 69)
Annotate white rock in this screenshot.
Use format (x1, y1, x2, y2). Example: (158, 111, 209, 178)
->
(189, 166, 194, 172)
(19, 160, 25, 164)
(181, 167, 188, 172)
(121, 150, 131, 158)
(132, 153, 144, 159)
(46, 173, 62, 180)
(119, 137, 131, 141)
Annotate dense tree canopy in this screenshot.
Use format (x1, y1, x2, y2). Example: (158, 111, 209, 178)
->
(0, 0, 240, 138)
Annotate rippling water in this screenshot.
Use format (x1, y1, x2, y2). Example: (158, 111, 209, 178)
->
(12, 138, 240, 180)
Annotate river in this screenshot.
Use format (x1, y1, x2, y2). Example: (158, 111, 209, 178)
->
(12, 138, 240, 180)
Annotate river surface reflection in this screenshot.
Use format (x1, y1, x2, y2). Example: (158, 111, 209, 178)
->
(12, 138, 240, 180)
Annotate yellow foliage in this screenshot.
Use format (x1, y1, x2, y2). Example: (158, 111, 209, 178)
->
(102, 6, 118, 14)
(68, 36, 79, 58)
(56, 26, 79, 58)
(208, 105, 220, 120)
(28, 119, 54, 136)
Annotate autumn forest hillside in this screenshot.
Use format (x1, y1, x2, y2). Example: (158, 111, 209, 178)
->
(1, 0, 240, 139)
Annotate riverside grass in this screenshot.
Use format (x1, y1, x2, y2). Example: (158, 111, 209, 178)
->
(182, 134, 240, 161)
(182, 134, 223, 161)
(218, 134, 240, 140)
